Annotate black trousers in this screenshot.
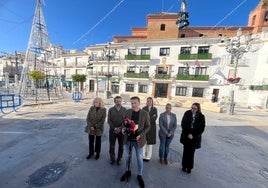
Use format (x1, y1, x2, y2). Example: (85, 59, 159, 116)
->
(109, 129, 124, 161)
(88, 135, 101, 155)
(182, 145, 196, 170)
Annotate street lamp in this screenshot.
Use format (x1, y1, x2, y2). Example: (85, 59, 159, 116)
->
(225, 27, 252, 115)
(103, 42, 117, 99)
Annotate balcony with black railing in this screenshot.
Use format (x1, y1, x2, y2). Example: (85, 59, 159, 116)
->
(176, 74, 209, 81)
(154, 74, 170, 80)
(124, 72, 149, 78)
(178, 53, 212, 60)
(125, 54, 150, 60)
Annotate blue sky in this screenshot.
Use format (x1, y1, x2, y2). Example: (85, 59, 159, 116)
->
(0, 0, 261, 53)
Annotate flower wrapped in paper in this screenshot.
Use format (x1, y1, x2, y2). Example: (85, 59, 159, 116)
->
(124, 117, 138, 140)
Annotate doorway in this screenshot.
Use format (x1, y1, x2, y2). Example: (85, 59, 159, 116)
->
(154, 83, 168, 98)
(111, 85, 119, 94)
(212, 88, 219, 102)
(89, 80, 94, 92)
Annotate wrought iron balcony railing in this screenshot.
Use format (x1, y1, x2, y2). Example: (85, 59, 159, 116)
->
(125, 55, 150, 60)
(124, 72, 149, 78)
(176, 74, 209, 81)
(154, 74, 170, 79)
(178, 53, 212, 60)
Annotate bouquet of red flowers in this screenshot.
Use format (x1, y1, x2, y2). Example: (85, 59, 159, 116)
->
(125, 118, 137, 134)
(124, 118, 138, 136)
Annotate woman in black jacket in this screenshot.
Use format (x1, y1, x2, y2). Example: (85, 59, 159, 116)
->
(180, 103, 205, 173)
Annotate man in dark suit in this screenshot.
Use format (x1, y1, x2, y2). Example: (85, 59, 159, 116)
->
(108, 96, 127, 165)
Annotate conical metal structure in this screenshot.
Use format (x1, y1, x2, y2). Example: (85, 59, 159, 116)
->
(18, 0, 52, 98)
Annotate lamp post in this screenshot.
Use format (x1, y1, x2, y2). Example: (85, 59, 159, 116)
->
(103, 42, 117, 99)
(225, 27, 252, 115)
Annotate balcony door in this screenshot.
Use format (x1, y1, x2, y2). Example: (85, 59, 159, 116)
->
(154, 83, 168, 98)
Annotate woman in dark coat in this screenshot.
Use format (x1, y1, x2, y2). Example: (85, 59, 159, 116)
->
(142, 97, 158, 162)
(86, 97, 107, 160)
(180, 102, 205, 173)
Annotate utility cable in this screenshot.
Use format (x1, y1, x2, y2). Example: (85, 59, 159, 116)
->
(205, 0, 247, 33)
(73, 0, 125, 45)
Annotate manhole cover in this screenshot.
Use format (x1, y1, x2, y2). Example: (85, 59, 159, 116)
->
(27, 162, 67, 187)
(259, 168, 268, 180)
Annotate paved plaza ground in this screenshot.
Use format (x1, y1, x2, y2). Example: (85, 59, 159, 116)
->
(0, 96, 268, 188)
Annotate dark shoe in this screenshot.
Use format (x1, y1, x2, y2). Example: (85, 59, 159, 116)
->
(86, 154, 92, 159)
(182, 167, 186, 172)
(110, 159, 115, 165)
(137, 175, 144, 188)
(159, 158, 164, 164)
(95, 153, 100, 160)
(120, 171, 131, 181)
(187, 169, 191, 174)
(117, 159, 121, 166)
(143, 159, 150, 162)
(164, 159, 168, 165)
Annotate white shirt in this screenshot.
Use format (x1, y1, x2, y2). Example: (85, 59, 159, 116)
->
(167, 114, 171, 129)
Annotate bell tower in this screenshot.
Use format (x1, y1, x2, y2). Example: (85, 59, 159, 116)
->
(248, 0, 268, 33)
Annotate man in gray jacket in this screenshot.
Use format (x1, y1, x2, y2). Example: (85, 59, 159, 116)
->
(108, 96, 127, 165)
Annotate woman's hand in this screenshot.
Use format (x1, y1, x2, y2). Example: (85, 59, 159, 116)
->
(121, 127, 126, 135)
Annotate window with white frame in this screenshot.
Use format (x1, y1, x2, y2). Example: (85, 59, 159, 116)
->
(141, 48, 150, 55)
(126, 84, 134, 92)
(157, 67, 168, 74)
(76, 57, 84, 67)
(140, 66, 149, 73)
(64, 58, 73, 67)
(175, 87, 187, 96)
(128, 49, 136, 55)
(178, 67, 189, 75)
(113, 67, 119, 75)
(159, 48, 170, 56)
(198, 46, 209, 54)
(195, 67, 207, 75)
(76, 69, 83, 74)
(90, 53, 97, 60)
(127, 66, 135, 73)
(102, 66, 108, 73)
(192, 88, 204, 97)
(139, 85, 148, 93)
(180, 47, 191, 54)
(64, 69, 71, 78)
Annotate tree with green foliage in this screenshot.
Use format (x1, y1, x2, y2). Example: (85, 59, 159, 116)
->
(29, 70, 45, 103)
(71, 74, 87, 91)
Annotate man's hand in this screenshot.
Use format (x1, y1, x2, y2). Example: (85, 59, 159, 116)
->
(136, 135, 141, 140)
(187, 134, 193, 140)
(90, 127, 95, 131)
(167, 133, 172, 137)
(114, 128, 121, 134)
